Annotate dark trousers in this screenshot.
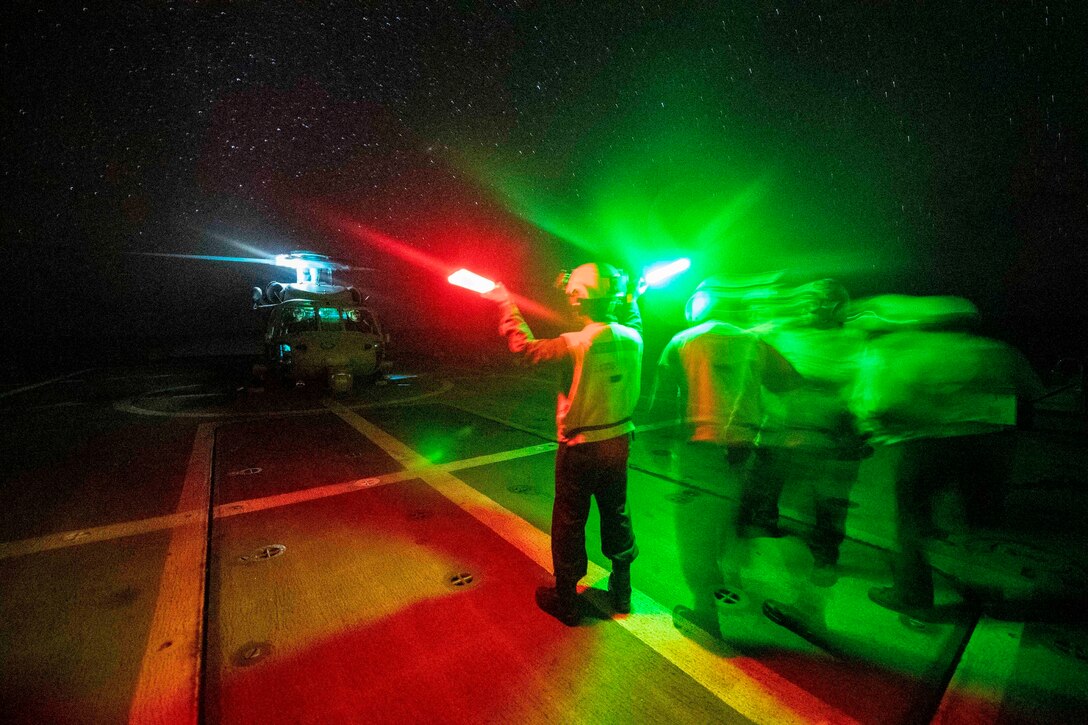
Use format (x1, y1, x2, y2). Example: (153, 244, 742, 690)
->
(772, 448, 860, 566)
(734, 446, 785, 534)
(672, 443, 784, 629)
(552, 435, 638, 588)
(890, 431, 1016, 605)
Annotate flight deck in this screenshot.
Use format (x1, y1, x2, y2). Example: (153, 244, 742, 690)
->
(1, 357, 1086, 724)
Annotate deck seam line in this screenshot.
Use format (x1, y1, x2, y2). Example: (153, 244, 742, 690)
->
(931, 617, 1022, 724)
(0, 368, 94, 399)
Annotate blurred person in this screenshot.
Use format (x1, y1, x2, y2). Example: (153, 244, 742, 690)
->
(759, 279, 869, 582)
(651, 274, 802, 635)
(484, 263, 644, 625)
(750, 279, 871, 648)
(848, 295, 1045, 620)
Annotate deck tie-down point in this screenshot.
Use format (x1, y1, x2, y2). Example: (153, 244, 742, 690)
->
(240, 544, 286, 562)
(449, 572, 475, 587)
(236, 641, 274, 666)
(667, 489, 700, 504)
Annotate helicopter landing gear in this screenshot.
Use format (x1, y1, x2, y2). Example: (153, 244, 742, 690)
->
(248, 362, 271, 390)
(328, 368, 354, 393)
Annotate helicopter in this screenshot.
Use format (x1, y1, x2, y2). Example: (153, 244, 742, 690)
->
(140, 249, 389, 391)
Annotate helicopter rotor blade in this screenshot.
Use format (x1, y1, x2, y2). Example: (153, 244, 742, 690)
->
(132, 252, 280, 265)
(320, 255, 375, 272)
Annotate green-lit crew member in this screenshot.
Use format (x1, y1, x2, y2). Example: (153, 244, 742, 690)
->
(652, 275, 802, 635)
(654, 276, 803, 531)
(849, 295, 1045, 621)
(484, 263, 644, 626)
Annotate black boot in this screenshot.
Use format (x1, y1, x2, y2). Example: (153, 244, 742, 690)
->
(609, 565, 632, 614)
(867, 586, 937, 622)
(536, 582, 581, 626)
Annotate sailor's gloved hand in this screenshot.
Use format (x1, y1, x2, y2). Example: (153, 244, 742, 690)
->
(482, 282, 511, 303)
(620, 272, 648, 302)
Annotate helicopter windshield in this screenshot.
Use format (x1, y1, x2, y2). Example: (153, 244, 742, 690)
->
(317, 307, 342, 332)
(278, 303, 378, 336)
(284, 305, 318, 334)
(342, 307, 377, 335)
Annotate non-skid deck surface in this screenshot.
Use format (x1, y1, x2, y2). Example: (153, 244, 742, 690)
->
(204, 479, 745, 724)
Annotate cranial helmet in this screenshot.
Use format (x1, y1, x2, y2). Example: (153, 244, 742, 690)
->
(685, 271, 784, 324)
(799, 278, 850, 328)
(563, 263, 624, 306)
(846, 294, 979, 332)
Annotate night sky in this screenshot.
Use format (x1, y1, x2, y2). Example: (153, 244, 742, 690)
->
(5, 2, 1086, 372)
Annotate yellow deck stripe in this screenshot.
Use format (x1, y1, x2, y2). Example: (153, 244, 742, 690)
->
(0, 442, 558, 560)
(0, 511, 202, 560)
(324, 399, 854, 725)
(127, 423, 214, 725)
(325, 399, 555, 571)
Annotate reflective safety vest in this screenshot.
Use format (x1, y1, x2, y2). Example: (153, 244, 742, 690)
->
(558, 322, 643, 444)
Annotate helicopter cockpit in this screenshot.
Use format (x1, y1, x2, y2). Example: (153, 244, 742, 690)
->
(273, 303, 381, 337)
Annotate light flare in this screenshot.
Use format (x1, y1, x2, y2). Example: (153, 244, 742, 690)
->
(448, 269, 497, 294)
(644, 258, 691, 287)
(331, 216, 564, 322)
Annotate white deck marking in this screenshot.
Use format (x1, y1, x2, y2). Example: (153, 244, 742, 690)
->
(127, 423, 214, 725)
(26, 401, 88, 411)
(325, 399, 854, 725)
(96, 374, 187, 382)
(0, 442, 558, 560)
(932, 617, 1023, 724)
(441, 400, 682, 442)
(113, 378, 455, 418)
(0, 368, 93, 399)
(434, 400, 555, 442)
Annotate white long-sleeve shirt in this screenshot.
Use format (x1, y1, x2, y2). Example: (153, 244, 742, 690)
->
(497, 300, 643, 445)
